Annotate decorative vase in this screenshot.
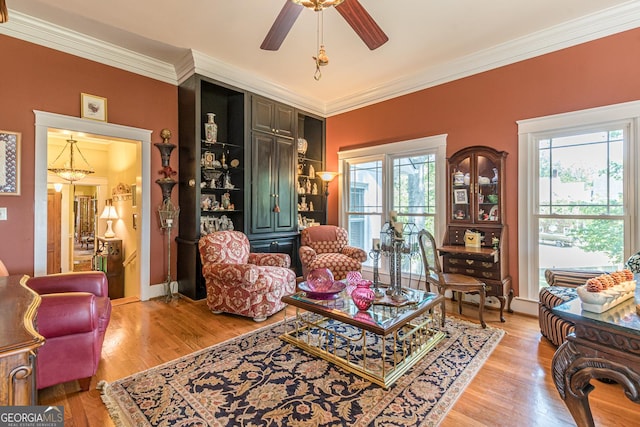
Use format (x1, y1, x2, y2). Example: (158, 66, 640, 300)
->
(156, 179, 177, 201)
(351, 280, 375, 311)
(297, 138, 308, 156)
(205, 113, 218, 143)
(306, 268, 334, 292)
(345, 271, 362, 296)
(154, 142, 176, 168)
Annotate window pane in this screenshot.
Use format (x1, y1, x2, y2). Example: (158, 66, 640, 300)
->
(392, 154, 436, 276)
(539, 130, 624, 216)
(392, 154, 436, 215)
(347, 160, 383, 263)
(349, 161, 382, 213)
(538, 218, 624, 287)
(536, 126, 627, 291)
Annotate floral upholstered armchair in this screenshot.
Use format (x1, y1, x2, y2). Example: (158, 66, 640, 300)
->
(198, 231, 296, 322)
(299, 225, 368, 280)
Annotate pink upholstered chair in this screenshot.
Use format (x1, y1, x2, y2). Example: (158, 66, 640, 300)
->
(198, 231, 296, 322)
(299, 225, 368, 280)
(26, 271, 112, 390)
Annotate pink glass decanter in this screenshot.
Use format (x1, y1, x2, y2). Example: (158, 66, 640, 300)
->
(345, 271, 362, 296)
(351, 280, 375, 311)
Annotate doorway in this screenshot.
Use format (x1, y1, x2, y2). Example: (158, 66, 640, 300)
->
(72, 191, 96, 271)
(34, 110, 155, 301)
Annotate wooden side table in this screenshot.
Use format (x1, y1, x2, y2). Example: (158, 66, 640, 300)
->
(551, 291, 640, 426)
(96, 237, 124, 299)
(0, 275, 45, 405)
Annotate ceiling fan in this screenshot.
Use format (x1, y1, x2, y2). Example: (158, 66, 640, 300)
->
(261, 0, 388, 51)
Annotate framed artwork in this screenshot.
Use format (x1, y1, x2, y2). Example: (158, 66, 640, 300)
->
(202, 151, 215, 169)
(453, 188, 468, 204)
(81, 93, 108, 122)
(0, 130, 21, 195)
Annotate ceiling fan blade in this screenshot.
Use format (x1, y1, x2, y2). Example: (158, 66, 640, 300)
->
(335, 0, 388, 50)
(261, 1, 304, 51)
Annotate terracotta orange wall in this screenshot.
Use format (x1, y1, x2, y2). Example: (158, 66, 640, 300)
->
(326, 28, 640, 296)
(0, 35, 178, 284)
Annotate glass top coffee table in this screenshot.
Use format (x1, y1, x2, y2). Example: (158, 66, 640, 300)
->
(281, 286, 445, 388)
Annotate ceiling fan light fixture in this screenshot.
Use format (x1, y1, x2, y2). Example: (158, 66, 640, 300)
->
(292, 0, 345, 11)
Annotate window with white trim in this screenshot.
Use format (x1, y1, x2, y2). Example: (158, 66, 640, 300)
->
(338, 135, 447, 276)
(518, 102, 640, 301)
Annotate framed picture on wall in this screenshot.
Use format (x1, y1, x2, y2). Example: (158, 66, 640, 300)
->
(81, 93, 108, 122)
(0, 130, 21, 195)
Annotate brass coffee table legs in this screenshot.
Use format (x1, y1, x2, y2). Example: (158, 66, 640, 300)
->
(281, 308, 445, 388)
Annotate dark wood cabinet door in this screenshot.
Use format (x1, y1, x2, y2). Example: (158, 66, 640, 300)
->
(251, 95, 295, 138)
(251, 96, 275, 134)
(275, 137, 296, 232)
(251, 133, 276, 234)
(274, 103, 295, 138)
(250, 133, 296, 234)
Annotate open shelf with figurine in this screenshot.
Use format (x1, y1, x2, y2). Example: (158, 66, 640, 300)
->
(177, 74, 247, 299)
(297, 112, 326, 228)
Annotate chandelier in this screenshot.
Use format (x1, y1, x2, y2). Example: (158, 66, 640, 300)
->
(48, 136, 95, 182)
(292, 0, 344, 11)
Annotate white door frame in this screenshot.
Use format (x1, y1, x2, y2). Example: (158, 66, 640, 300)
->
(34, 110, 153, 301)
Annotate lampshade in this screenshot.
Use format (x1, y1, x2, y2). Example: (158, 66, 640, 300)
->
(292, 0, 344, 11)
(100, 203, 118, 238)
(316, 171, 339, 182)
(316, 171, 339, 198)
(48, 136, 94, 182)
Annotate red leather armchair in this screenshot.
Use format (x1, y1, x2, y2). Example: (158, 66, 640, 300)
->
(26, 271, 112, 391)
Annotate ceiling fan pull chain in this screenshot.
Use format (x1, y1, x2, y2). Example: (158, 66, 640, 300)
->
(314, 61, 322, 80)
(312, 8, 326, 80)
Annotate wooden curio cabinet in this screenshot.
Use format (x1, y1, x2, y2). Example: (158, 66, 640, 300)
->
(447, 145, 505, 225)
(440, 145, 513, 321)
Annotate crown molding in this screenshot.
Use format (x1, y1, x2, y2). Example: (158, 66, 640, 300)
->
(2, 3, 640, 117)
(324, 1, 640, 116)
(0, 10, 177, 85)
(176, 50, 326, 117)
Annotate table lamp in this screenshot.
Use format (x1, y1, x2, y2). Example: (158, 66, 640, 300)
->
(100, 200, 118, 238)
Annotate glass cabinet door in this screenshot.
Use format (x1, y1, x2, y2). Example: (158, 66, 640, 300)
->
(448, 146, 505, 225)
(450, 155, 472, 222)
(476, 154, 500, 223)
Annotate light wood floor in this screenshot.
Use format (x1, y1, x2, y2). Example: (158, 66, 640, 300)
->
(38, 297, 638, 427)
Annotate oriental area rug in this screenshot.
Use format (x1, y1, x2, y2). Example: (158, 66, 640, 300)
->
(100, 316, 504, 426)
